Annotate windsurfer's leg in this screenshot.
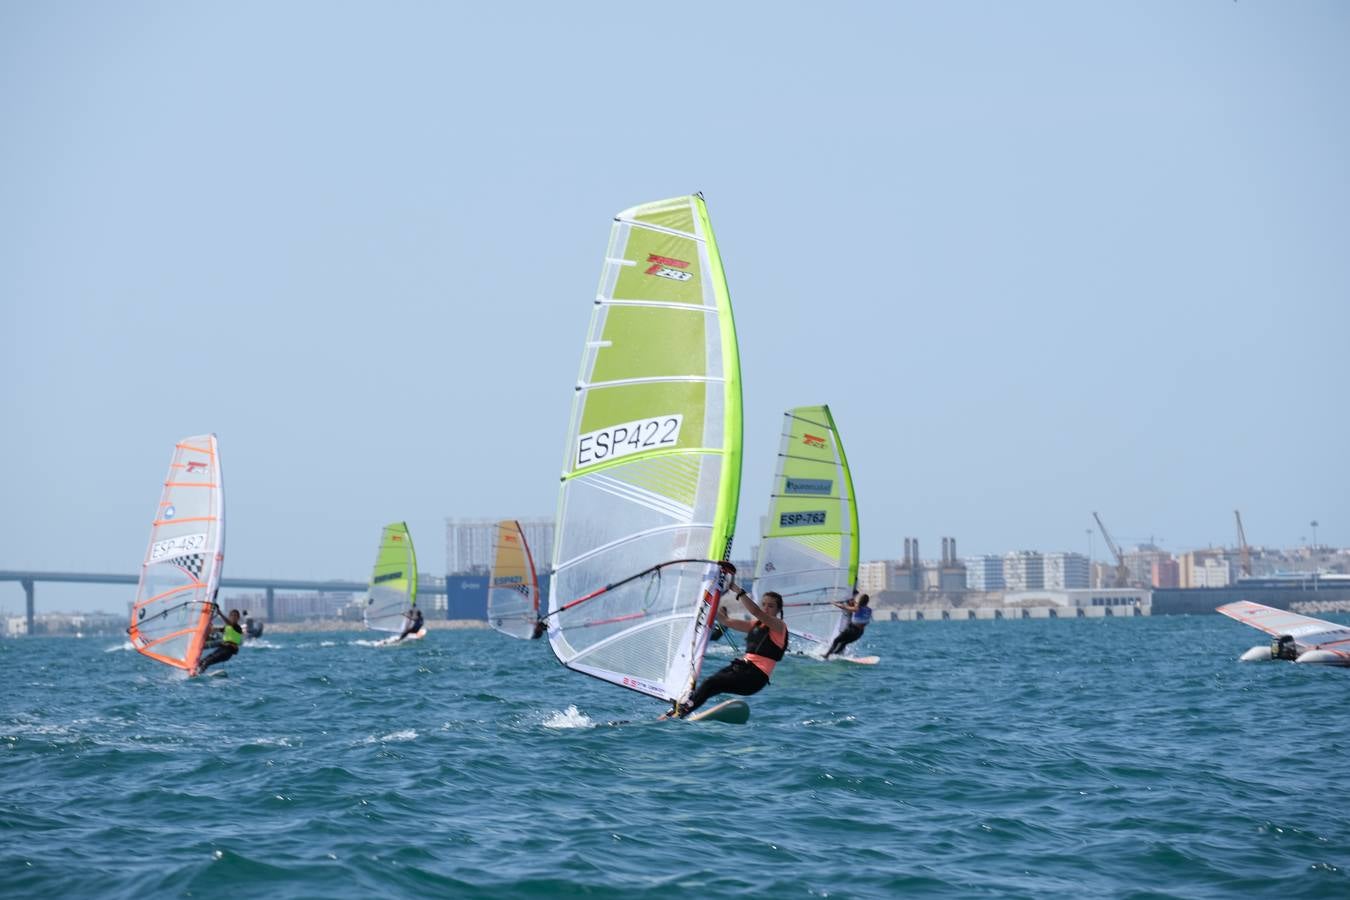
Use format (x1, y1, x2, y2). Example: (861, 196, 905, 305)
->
(826, 625, 862, 657)
(197, 645, 237, 673)
(682, 660, 767, 715)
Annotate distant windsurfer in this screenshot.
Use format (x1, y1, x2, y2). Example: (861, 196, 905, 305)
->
(672, 581, 787, 718)
(531, 619, 546, 640)
(823, 593, 871, 658)
(194, 606, 243, 675)
(397, 606, 425, 641)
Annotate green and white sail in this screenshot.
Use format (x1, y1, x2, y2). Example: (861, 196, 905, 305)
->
(752, 405, 859, 656)
(364, 522, 417, 633)
(547, 194, 742, 704)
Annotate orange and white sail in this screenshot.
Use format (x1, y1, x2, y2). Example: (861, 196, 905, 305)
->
(128, 435, 225, 672)
(487, 520, 540, 639)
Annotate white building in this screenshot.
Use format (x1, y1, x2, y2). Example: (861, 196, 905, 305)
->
(1192, 557, 1233, 588)
(1003, 551, 1045, 591)
(1044, 552, 1090, 589)
(446, 517, 555, 575)
(1004, 587, 1152, 611)
(965, 555, 1005, 590)
(857, 560, 892, 594)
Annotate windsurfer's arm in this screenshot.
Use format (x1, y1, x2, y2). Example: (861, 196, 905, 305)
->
(735, 588, 785, 633)
(718, 614, 756, 634)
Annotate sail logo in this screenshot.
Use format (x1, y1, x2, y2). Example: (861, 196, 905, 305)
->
(802, 434, 827, 449)
(576, 414, 683, 468)
(644, 253, 692, 282)
(785, 478, 832, 496)
(185, 460, 207, 473)
(163, 505, 176, 519)
(150, 532, 207, 561)
(779, 511, 827, 528)
(391, 535, 403, 542)
(372, 571, 404, 584)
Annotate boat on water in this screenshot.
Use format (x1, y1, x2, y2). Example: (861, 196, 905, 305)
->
(128, 434, 226, 674)
(363, 522, 424, 645)
(487, 520, 543, 639)
(545, 194, 744, 719)
(1218, 601, 1350, 666)
(751, 405, 861, 659)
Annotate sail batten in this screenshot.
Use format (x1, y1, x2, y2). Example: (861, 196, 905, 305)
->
(548, 195, 742, 704)
(753, 405, 859, 658)
(364, 523, 417, 633)
(128, 434, 225, 672)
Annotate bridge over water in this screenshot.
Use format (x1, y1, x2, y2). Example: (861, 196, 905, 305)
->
(0, 570, 451, 634)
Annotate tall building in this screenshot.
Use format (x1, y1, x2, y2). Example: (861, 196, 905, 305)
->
(965, 555, 1005, 591)
(1152, 558, 1180, 588)
(1044, 552, 1089, 589)
(857, 560, 892, 594)
(446, 517, 555, 575)
(1124, 545, 1171, 587)
(1178, 549, 1229, 588)
(1003, 551, 1045, 591)
(1191, 557, 1232, 588)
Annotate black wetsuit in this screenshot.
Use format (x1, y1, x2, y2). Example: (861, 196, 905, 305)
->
(198, 623, 242, 673)
(826, 607, 871, 657)
(682, 623, 787, 715)
(399, 610, 424, 640)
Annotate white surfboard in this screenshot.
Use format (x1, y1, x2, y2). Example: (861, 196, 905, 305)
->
(685, 698, 750, 724)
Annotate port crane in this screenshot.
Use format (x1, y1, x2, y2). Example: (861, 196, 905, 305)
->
(1234, 510, 1251, 577)
(1092, 511, 1130, 588)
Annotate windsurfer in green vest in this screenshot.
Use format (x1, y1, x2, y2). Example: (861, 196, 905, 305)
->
(396, 605, 425, 641)
(194, 606, 243, 675)
(671, 580, 787, 718)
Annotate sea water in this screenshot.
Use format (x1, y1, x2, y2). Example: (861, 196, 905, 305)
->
(2, 616, 1347, 898)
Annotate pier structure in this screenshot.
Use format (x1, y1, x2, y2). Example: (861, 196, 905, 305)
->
(0, 570, 451, 635)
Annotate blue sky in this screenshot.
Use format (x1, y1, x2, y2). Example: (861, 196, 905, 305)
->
(2, 2, 1346, 613)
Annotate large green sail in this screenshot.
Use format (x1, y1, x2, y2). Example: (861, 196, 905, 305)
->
(547, 195, 742, 703)
(752, 405, 859, 656)
(364, 522, 417, 633)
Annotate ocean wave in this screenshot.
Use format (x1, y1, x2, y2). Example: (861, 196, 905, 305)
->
(543, 705, 594, 729)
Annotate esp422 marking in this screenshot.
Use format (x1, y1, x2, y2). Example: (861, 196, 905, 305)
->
(576, 414, 683, 468)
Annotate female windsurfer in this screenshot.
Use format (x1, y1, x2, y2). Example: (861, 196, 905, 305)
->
(824, 593, 871, 658)
(397, 606, 425, 641)
(194, 606, 243, 675)
(674, 581, 787, 718)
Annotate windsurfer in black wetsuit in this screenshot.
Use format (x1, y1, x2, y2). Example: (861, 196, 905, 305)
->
(194, 606, 243, 675)
(397, 606, 425, 641)
(672, 581, 787, 718)
(531, 618, 547, 640)
(824, 593, 871, 658)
